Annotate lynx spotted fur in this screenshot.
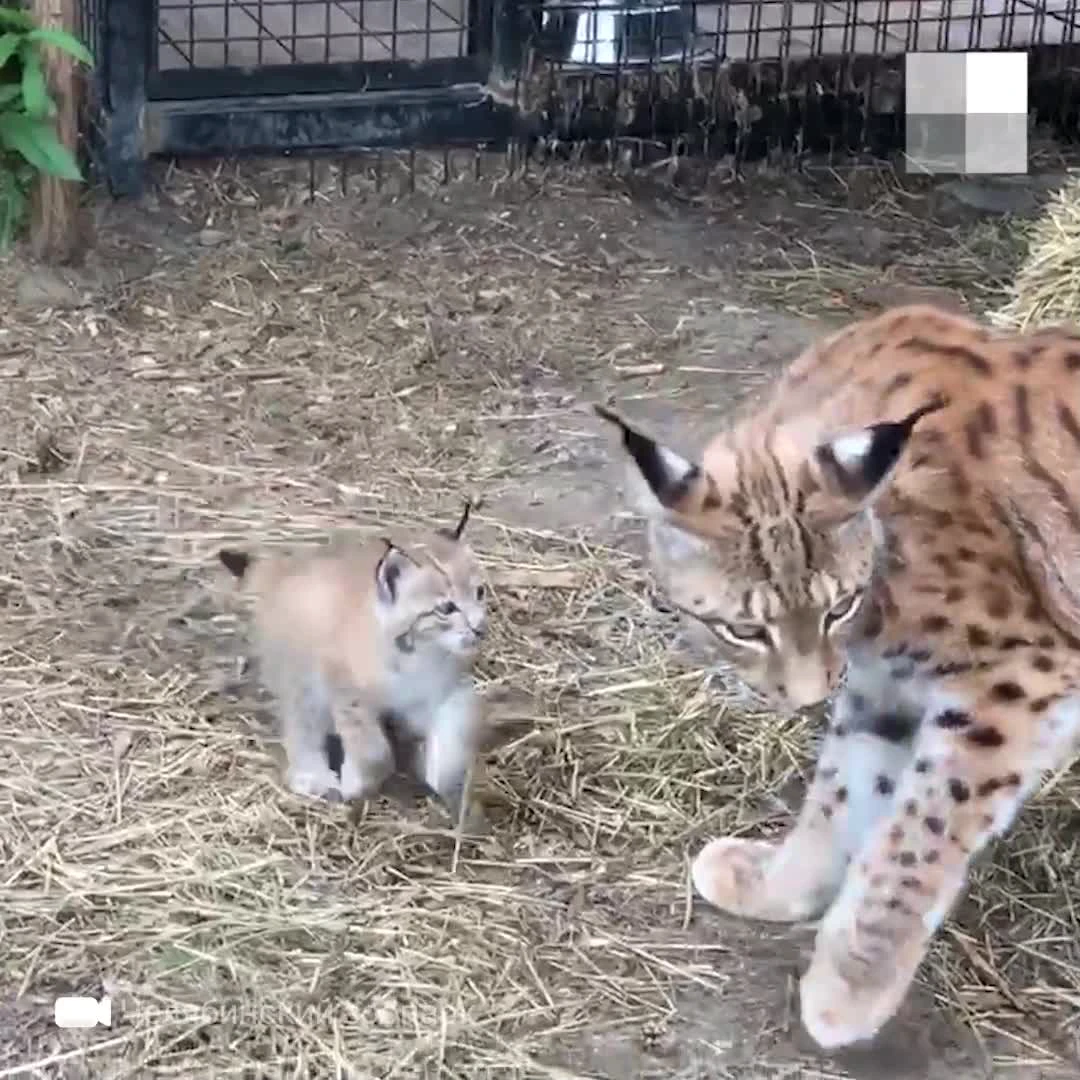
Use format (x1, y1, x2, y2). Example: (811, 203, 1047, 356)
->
(597, 304, 1080, 1048)
(219, 503, 489, 827)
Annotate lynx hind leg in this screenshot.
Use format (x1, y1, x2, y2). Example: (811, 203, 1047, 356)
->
(331, 692, 396, 803)
(274, 670, 344, 802)
(417, 684, 489, 832)
(693, 661, 917, 922)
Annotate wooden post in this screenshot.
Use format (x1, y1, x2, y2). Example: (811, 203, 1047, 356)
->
(30, 0, 88, 264)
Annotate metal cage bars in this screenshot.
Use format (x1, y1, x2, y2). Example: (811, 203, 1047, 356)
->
(92, 0, 1080, 196)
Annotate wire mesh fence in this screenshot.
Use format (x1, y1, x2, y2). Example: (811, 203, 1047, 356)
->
(149, 0, 1080, 75)
(517, 0, 1079, 165)
(529, 0, 1077, 70)
(80, 0, 1080, 193)
(156, 0, 474, 69)
(72, 0, 106, 183)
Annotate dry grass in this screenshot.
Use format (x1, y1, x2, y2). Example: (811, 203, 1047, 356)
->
(726, 165, 1028, 319)
(0, 155, 1078, 1079)
(993, 173, 1080, 330)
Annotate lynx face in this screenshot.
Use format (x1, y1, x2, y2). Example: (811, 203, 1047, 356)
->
(373, 504, 488, 663)
(598, 403, 940, 711)
(374, 537, 488, 662)
(645, 514, 873, 711)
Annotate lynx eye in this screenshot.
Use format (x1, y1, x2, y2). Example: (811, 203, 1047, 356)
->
(716, 621, 769, 645)
(824, 591, 862, 629)
(435, 600, 459, 616)
(474, 584, 485, 601)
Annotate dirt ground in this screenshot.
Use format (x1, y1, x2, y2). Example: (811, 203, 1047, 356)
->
(3, 151, 1080, 1079)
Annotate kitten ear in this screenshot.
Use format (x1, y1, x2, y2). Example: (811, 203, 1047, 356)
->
(438, 498, 473, 542)
(219, 549, 251, 580)
(594, 404, 719, 516)
(813, 397, 947, 511)
(374, 541, 418, 606)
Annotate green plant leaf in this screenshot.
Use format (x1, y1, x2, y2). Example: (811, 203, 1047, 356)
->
(19, 47, 49, 117)
(0, 113, 82, 180)
(25, 28, 94, 67)
(0, 31, 22, 70)
(0, 9, 33, 32)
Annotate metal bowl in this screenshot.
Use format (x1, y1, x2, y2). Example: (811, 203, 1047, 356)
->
(534, 0, 706, 68)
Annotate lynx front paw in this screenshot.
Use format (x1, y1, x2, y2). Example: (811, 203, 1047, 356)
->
(691, 837, 825, 922)
(799, 926, 916, 1049)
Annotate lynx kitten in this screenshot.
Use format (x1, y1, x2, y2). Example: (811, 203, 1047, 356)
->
(219, 502, 490, 825)
(597, 304, 1080, 1048)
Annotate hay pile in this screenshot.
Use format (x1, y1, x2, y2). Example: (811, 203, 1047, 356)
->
(992, 173, 1080, 329)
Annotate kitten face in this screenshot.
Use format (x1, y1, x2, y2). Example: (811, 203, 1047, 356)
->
(374, 506, 488, 661)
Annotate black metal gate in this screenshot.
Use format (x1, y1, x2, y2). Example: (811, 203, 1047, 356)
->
(98, 0, 527, 194)
(93, 0, 1080, 197)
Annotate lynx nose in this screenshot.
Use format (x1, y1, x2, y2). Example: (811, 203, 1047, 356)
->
(780, 656, 832, 711)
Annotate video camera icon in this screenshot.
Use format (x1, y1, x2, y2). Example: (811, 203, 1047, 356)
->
(54, 995, 112, 1029)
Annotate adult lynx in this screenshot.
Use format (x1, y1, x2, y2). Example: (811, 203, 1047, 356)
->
(597, 305, 1080, 1047)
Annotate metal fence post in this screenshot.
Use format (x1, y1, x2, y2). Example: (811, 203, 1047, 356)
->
(102, 0, 150, 196)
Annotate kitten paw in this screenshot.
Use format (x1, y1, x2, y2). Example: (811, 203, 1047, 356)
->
(338, 757, 390, 802)
(691, 837, 823, 922)
(286, 767, 342, 801)
(453, 799, 490, 836)
(799, 926, 915, 1049)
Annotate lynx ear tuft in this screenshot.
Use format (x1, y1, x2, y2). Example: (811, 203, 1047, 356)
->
(452, 499, 472, 539)
(594, 404, 719, 515)
(441, 498, 475, 542)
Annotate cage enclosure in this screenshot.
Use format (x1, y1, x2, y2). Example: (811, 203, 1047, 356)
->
(78, 0, 1080, 194)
